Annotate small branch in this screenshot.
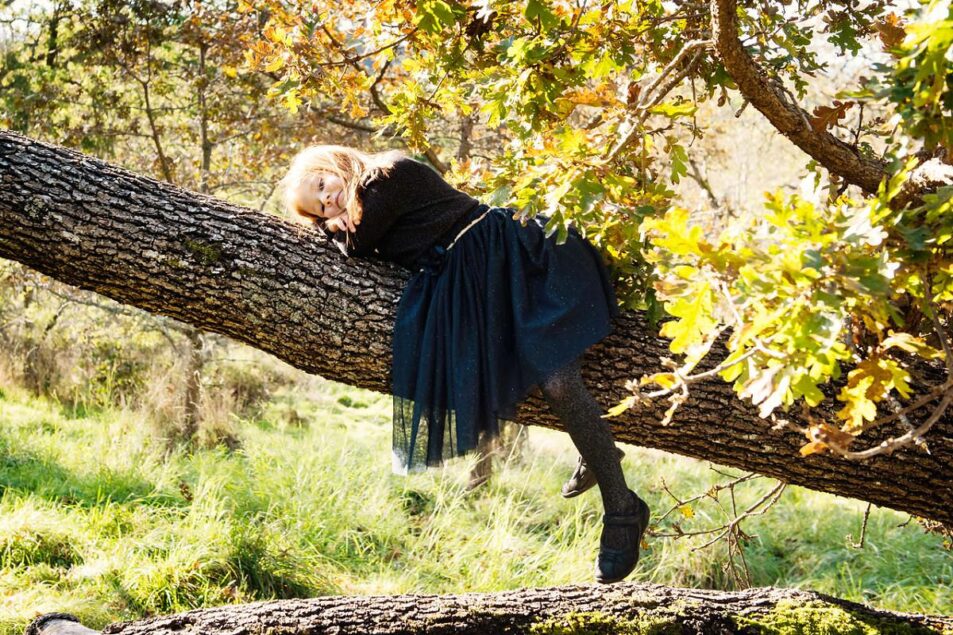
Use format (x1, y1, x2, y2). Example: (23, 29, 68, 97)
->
(929, 293, 953, 377)
(656, 471, 761, 524)
(316, 27, 417, 68)
(606, 40, 711, 162)
(137, 76, 175, 185)
(693, 481, 786, 550)
(320, 112, 380, 134)
(833, 390, 953, 460)
(319, 25, 447, 173)
(637, 344, 756, 402)
(687, 156, 724, 211)
(423, 147, 449, 174)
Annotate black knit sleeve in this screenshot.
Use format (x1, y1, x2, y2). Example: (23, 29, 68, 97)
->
(344, 159, 419, 256)
(325, 157, 478, 265)
(345, 188, 403, 256)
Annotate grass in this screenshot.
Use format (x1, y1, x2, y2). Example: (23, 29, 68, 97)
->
(0, 381, 950, 634)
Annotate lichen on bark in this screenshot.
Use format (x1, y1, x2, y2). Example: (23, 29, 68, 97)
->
(733, 600, 944, 635)
(529, 611, 680, 635)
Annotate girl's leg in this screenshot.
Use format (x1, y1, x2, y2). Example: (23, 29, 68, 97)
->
(539, 359, 635, 547)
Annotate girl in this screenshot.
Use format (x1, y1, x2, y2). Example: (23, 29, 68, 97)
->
(282, 145, 650, 584)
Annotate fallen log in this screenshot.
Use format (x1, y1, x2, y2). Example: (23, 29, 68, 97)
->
(25, 584, 953, 634)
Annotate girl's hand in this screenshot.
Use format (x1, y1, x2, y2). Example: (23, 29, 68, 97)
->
(325, 213, 356, 234)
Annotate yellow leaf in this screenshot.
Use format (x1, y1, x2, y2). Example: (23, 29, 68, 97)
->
(263, 24, 290, 45)
(605, 396, 635, 417)
(836, 374, 878, 430)
(659, 282, 716, 354)
(265, 56, 286, 73)
(283, 90, 302, 114)
(562, 84, 622, 108)
(881, 332, 944, 360)
(799, 440, 828, 456)
(222, 65, 238, 79)
(643, 372, 677, 389)
(678, 504, 694, 519)
(645, 208, 707, 257)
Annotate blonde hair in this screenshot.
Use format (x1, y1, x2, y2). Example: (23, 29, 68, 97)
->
(281, 145, 404, 227)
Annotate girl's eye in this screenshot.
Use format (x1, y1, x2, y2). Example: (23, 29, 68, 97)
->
(317, 179, 324, 190)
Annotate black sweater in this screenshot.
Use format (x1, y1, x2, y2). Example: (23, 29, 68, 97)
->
(325, 157, 482, 269)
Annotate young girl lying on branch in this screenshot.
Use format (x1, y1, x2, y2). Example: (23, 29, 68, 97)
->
(282, 145, 648, 584)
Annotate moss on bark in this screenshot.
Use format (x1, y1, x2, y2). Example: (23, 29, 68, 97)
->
(733, 600, 943, 635)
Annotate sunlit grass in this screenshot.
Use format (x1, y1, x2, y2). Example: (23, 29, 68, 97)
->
(0, 381, 950, 634)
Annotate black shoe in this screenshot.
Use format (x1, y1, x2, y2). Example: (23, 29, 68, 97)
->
(560, 448, 625, 498)
(595, 491, 650, 584)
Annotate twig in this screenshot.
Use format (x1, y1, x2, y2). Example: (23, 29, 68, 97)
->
(638, 345, 758, 402)
(693, 481, 786, 550)
(655, 471, 761, 525)
(833, 390, 952, 460)
(860, 378, 953, 431)
(848, 502, 872, 549)
(604, 40, 711, 162)
(316, 27, 417, 68)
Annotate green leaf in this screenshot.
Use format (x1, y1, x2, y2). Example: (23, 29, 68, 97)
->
(649, 101, 697, 118)
(525, 0, 560, 30)
(415, 0, 457, 34)
(586, 52, 618, 79)
(669, 143, 688, 184)
(793, 373, 825, 407)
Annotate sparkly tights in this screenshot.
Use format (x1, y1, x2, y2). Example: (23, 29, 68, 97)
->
(539, 359, 632, 516)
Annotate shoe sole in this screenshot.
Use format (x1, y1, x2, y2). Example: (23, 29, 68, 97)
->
(561, 449, 624, 499)
(561, 481, 596, 499)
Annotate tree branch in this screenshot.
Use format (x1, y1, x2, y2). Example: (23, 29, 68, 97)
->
(710, 0, 886, 194)
(2, 130, 953, 527)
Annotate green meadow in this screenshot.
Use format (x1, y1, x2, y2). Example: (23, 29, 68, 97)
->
(0, 380, 950, 635)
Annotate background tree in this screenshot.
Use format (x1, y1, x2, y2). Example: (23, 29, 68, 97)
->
(0, 0, 385, 443)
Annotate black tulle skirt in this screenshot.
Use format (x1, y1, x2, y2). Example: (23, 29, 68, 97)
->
(391, 205, 618, 472)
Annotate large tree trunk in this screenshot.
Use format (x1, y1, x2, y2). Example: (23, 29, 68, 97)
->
(25, 583, 953, 634)
(1, 131, 952, 526)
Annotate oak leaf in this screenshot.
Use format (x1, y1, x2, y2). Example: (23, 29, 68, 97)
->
(799, 440, 828, 456)
(810, 100, 853, 133)
(875, 13, 906, 51)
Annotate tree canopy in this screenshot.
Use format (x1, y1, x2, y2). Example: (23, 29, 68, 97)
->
(245, 0, 953, 460)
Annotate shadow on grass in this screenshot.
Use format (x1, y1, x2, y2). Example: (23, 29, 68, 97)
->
(0, 433, 181, 509)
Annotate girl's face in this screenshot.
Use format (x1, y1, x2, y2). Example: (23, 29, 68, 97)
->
(298, 172, 347, 221)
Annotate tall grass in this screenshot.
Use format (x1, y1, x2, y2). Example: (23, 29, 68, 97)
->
(0, 380, 950, 635)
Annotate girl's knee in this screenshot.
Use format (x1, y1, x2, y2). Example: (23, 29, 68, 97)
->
(541, 362, 580, 403)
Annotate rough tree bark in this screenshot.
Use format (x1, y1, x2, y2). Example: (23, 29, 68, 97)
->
(25, 584, 953, 634)
(1, 131, 952, 526)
